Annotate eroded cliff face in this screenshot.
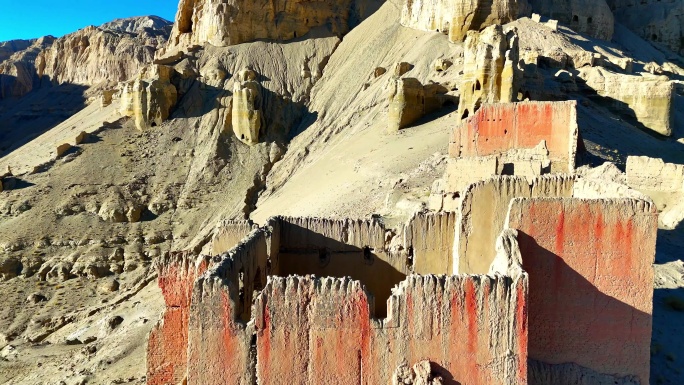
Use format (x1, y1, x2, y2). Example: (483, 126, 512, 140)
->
(401, 0, 529, 42)
(119, 65, 179, 131)
(0, 17, 170, 99)
(529, 0, 614, 40)
(608, 0, 684, 56)
(164, 0, 376, 54)
(458, 24, 521, 119)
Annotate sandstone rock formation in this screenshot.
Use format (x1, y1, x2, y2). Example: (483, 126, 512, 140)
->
(388, 77, 447, 131)
(528, 0, 614, 40)
(0, 18, 170, 99)
(100, 16, 173, 35)
(401, 0, 529, 42)
(232, 68, 263, 145)
(580, 67, 674, 136)
(119, 65, 178, 130)
(164, 0, 366, 53)
(457, 25, 521, 119)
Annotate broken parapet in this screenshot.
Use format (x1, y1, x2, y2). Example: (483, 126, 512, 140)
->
(119, 64, 178, 130)
(626, 156, 684, 193)
(400, 0, 527, 42)
(255, 273, 527, 385)
(232, 68, 263, 145)
(255, 276, 373, 384)
(151, 214, 528, 385)
(580, 68, 674, 136)
(404, 211, 457, 275)
(208, 220, 256, 255)
(147, 252, 212, 385)
(454, 175, 575, 275)
(506, 198, 657, 384)
(187, 226, 275, 385)
(450, 101, 579, 174)
(458, 25, 521, 119)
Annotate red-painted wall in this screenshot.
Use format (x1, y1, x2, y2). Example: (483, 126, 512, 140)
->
(507, 198, 656, 383)
(147, 253, 209, 385)
(450, 101, 578, 173)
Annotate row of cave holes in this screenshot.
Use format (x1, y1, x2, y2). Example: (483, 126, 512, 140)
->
(572, 15, 593, 24)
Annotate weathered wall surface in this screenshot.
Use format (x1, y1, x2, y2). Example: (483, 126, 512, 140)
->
(255, 274, 528, 385)
(626, 156, 684, 193)
(377, 275, 528, 384)
(506, 198, 657, 384)
(455, 175, 575, 275)
(455, 176, 531, 275)
(450, 101, 579, 173)
(187, 228, 275, 385)
(255, 276, 373, 384)
(580, 68, 674, 136)
(208, 220, 255, 255)
(400, 0, 528, 42)
(147, 252, 211, 385)
(404, 211, 456, 275)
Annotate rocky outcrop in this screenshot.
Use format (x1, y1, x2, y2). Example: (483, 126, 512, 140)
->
(232, 68, 263, 145)
(529, 0, 614, 40)
(608, 0, 684, 56)
(401, 0, 529, 42)
(119, 65, 178, 130)
(458, 25, 521, 119)
(100, 16, 172, 35)
(164, 0, 365, 54)
(0, 39, 34, 63)
(579, 67, 674, 136)
(388, 77, 447, 131)
(0, 19, 169, 99)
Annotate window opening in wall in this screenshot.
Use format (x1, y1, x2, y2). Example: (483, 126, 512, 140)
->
(572, 15, 579, 22)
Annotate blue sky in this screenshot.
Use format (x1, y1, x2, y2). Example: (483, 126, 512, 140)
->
(0, 0, 178, 41)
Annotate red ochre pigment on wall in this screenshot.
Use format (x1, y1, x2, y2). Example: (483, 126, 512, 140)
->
(449, 101, 578, 173)
(507, 198, 657, 383)
(252, 275, 528, 385)
(147, 253, 209, 385)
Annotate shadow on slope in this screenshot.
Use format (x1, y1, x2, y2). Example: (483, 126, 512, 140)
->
(0, 80, 88, 158)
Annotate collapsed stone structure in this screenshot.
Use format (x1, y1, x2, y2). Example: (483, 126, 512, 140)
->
(148, 98, 657, 384)
(580, 67, 675, 136)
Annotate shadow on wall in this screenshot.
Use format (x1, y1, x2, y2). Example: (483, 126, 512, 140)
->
(277, 223, 407, 318)
(517, 231, 651, 384)
(0, 80, 88, 159)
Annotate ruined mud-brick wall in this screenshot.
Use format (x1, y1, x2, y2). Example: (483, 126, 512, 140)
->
(276, 217, 404, 316)
(507, 198, 657, 384)
(449, 101, 579, 173)
(147, 252, 211, 385)
(455, 175, 575, 275)
(253, 273, 528, 385)
(209, 220, 256, 255)
(404, 211, 456, 275)
(626, 156, 684, 193)
(254, 276, 373, 384)
(187, 225, 277, 385)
